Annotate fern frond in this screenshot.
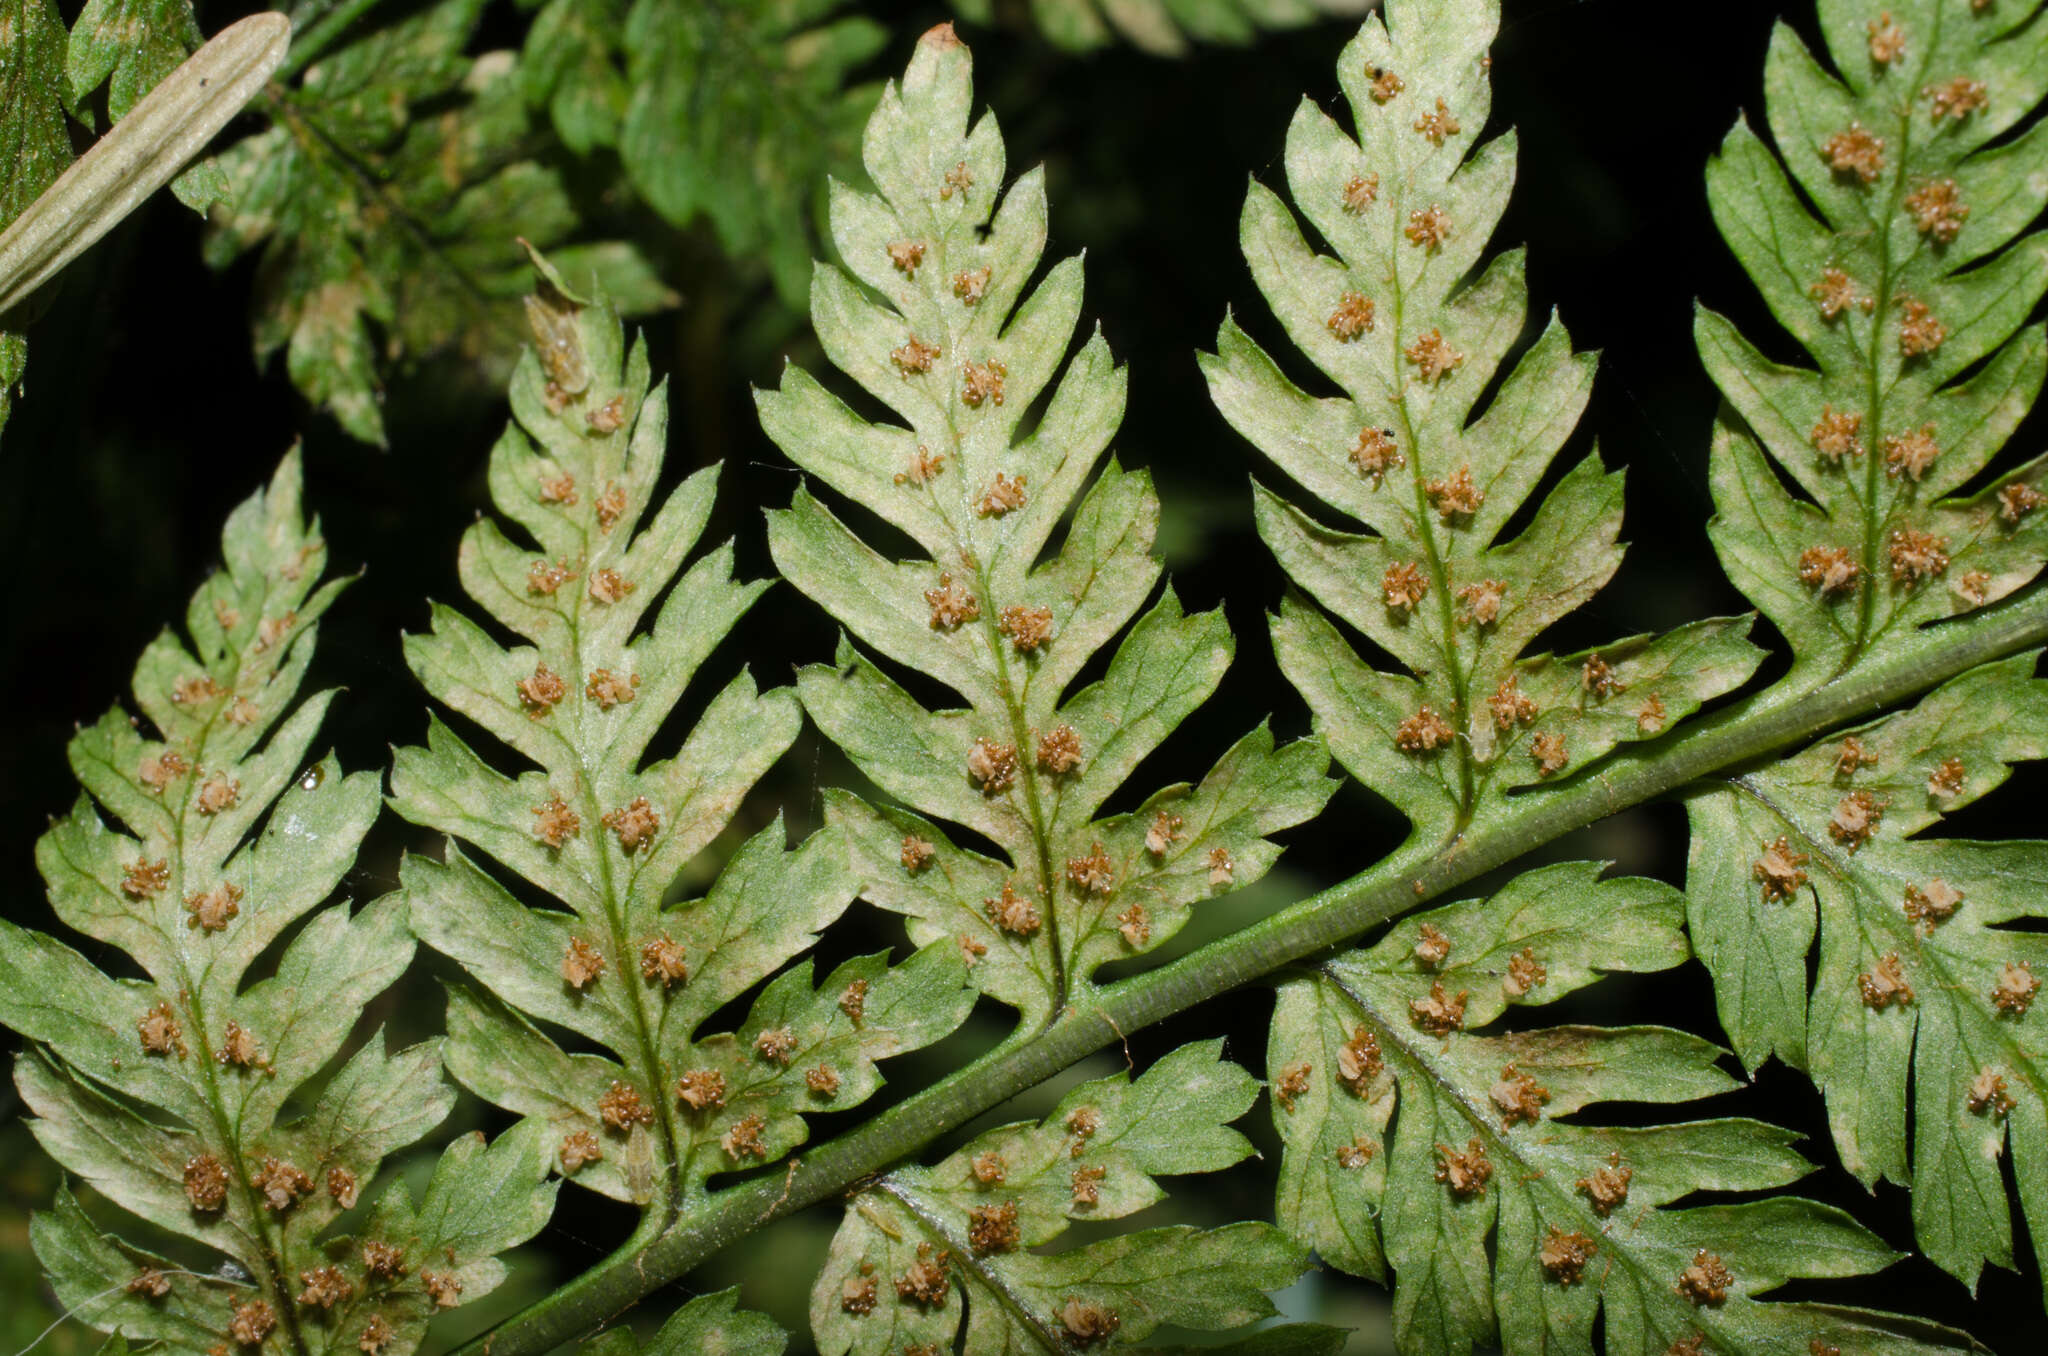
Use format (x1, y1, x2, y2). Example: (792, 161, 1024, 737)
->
(0, 0, 72, 434)
(812, 1041, 1326, 1353)
(64, 0, 226, 210)
(1202, 0, 1765, 846)
(579, 1288, 788, 1354)
(1268, 863, 1977, 1356)
(1686, 651, 2048, 1301)
(1699, 0, 2048, 684)
(0, 455, 547, 1354)
(521, 0, 886, 305)
(954, 0, 1373, 58)
(761, 23, 1338, 1032)
(392, 250, 973, 1223)
(202, 0, 673, 445)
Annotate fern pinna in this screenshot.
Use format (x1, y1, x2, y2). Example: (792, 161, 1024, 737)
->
(1686, 0, 2048, 1304)
(390, 250, 975, 1262)
(1, 456, 554, 1354)
(758, 24, 1336, 1347)
(1217, 0, 2013, 1350)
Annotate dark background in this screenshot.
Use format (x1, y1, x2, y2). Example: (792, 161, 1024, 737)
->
(2, 0, 2042, 1349)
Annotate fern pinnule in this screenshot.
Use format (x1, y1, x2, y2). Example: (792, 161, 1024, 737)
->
(392, 250, 973, 1220)
(761, 23, 1337, 1033)
(577, 1287, 788, 1353)
(0, 455, 549, 1354)
(1203, 0, 1764, 847)
(1687, 652, 2048, 1300)
(1269, 863, 1978, 1356)
(1699, 0, 2048, 683)
(813, 1041, 1324, 1354)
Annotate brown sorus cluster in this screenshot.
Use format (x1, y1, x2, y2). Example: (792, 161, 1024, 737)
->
(1540, 1227, 1597, 1287)
(977, 471, 1026, 515)
(1326, 291, 1376, 340)
(892, 337, 940, 375)
(900, 835, 935, 872)
(1413, 922, 1452, 969)
(362, 1241, 408, 1278)
(422, 1270, 463, 1308)
(1395, 705, 1455, 754)
(297, 1265, 353, 1309)
(1927, 75, 1989, 121)
(602, 796, 661, 852)
(1822, 123, 1885, 182)
(1637, 693, 1667, 732)
(1066, 843, 1115, 895)
(1037, 724, 1083, 774)
(1761, 839, 1810, 901)
(1337, 1024, 1383, 1093)
(1457, 578, 1504, 625)
(897, 445, 945, 486)
(806, 1064, 842, 1097)
(1351, 427, 1403, 482)
(1811, 405, 1865, 460)
(1336, 1137, 1377, 1169)
(1927, 756, 1967, 798)
(1072, 1164, 1107, 1204)
(840, 1268, 878, 1315)
(924, 573, 980, 629)
(1117, 902, 1150, 946)
(721, 1113, 768, 1160)
(1896, 298, 1948, 357)
(1424, 465, 1483, 519)
(1433, 1137, 1492, 1198)
(1904, 179, 1968, 243)
(1675, 1250, 1734, 1306)
(887, 240, 926, 276)
(532, 796, 580, 847)
(560, 1130, 603, 1174)
(968, 737, 1018, 795)
(122, 857, 170, 899)
(1144, 811, 1182, 857)
(1829, 790, 1885, 850)
(1887, 527, 1950, 583)
(1577, 1151, 1632, 1216)
(968, 1199, 1020, 1254)
(1902, 880, 1963, 933)
(1489, 676, 1538, 732)
(755, 1026, 796, 1064)
(1383, 562, 1428, 610)
(2000, 484, 2046, 522)
(971, 1151, 1007, 1185)
(539, 473, 578, 505)
(840, 978, 870, 1024)
(1207, 846, 1236, 887)
(1809, 269, 1872, 320)
(962, 360, 1008, 408)
(586, 568, 633, 605)
(1410, 978, 1469, 1034)
(595, 482, 627, 530)
(1858, 952, 1914, 1010)
(1342, 173, 1380, 212)
(895, 1243, 952, 1306)
(1992, 961, 2040, 1016)
(518, 663, 567, 715)
(1491, 1064, 1551, 1126)
(1867, 11, 1905, 63)
(598, 1080, 653, 1130)
(1503, 947, 1547, 998)
(1582, 652, 1622, 697)
(1060, 1300, 1122, 1345)
(328, 1165, 359, 1208)
(1884, 424, 1942, 481)
(676, 1069, 727, 1111)
(1406, 204, 1452, 250)
(1969, 1067, 2016, 1118)
(1799, 546, 1860, 595)
(1367, 65, 1404, 103)
(1066, 1105, 1102, 1157)
(999, 604, 1053, 651)
(252, 1156, 313, 1212)
(230, 1299, 277, 1345)
(953, 267, 991, 304)
(187, 882, 243, 932)
(184, 1153, 229, 1210)
(1405, 329, 1465, 381)
(1413, 97, 1460, 145)
(1274, 1061, 1312, 1113)
(561, 937, 606, 989)
(985, 881, 1041, 936)
(1530, 732, 1569, 778)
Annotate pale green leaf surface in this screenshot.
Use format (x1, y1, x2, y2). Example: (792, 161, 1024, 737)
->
(766, 24, 1333, 1031)
(1208, 0, 1763, 847)
(1687, 651, 2048, 1298)
(1268, 863, 1968, 1356)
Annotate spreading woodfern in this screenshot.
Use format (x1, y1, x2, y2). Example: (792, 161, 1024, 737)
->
(0, 456, 554, 1354)
(390, 252, 974, 1238)
(762, 23, 1336, 1036)
(1202, 0, 1763, 846)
